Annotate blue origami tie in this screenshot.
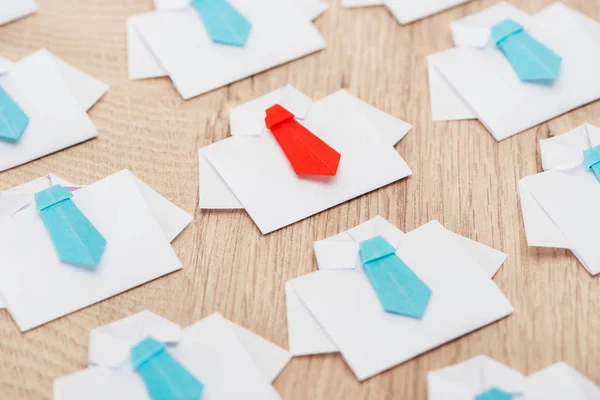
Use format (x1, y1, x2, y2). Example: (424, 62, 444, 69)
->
(0, 85, 29, 142)
(132, 337, 204, 400)
(491, 19, 562, 82)
(35, 185, 107, 270)
(191, 0, 252, 47)
(359, 236, 432, 319)
(584, 144, 600, 182)
(475, 388, 512, 400)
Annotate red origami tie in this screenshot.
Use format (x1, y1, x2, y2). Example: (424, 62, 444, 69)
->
(265, 104, 341, 176)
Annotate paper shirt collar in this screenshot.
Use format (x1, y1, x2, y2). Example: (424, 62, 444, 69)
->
(539, 123, 600, 171)
(0, 174, 81, 218)
(313, 216, 405, 270)
(450, 2, 531, 48)
(88, 310, 182, 369)
(228, 85, 314, 137)
(429, 355, 527, 396)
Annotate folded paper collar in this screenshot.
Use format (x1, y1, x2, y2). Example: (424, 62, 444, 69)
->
(539, 123, 600, 172)
(229, 85, 314, 136)
(88, 311, 183, 370)
(0, 174, 81, 218)
(429, 355, 527, 397)
(313, 216, 405, 270)
(450, 2, 531, 48)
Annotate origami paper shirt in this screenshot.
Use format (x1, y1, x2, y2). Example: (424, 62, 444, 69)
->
(132, 337, 204, 400)
(0, 49, 107, 172)
(520, 123, 600, 275)
(491, 18, 561, 81)
(35, 185, 107, 269)
(199, 86, 412, 234)
(191, 0, 252, 47)
(286, 217, 512, 381)
(0, 85, 29, 142)
(265, 104, 341, 176)
(428, 2, 600, 141)
(0, 170, 192, 331)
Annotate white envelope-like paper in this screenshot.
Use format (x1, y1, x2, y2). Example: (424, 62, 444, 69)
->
(0, 49, 108, 172)
(127, 0, 325, 99)
(520, 123, 600, 275)
(0, 0, 36, 26)
(54, 310, 290, 400)
(428, 355, 600, 400)
(286, 217, 512, 380)
(0, 170, 193, 331)
(428, 3, 600, 141)
(198, 86, 412, 234)
(343, 0, 473, 25)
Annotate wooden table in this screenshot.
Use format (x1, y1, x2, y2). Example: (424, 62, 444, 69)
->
(1, 0, 599, 398)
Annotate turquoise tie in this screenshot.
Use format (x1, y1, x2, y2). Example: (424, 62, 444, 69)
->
(191, 0, 252, 47)
(475, 387, 512, 400)
(359, 236, 432, 319)
(0, 85, 29, 142)
(491, 19, 561, 82)
(132, 337, 204, 400)
(584, 144, 600, 182)
(35, 185, 107, 270)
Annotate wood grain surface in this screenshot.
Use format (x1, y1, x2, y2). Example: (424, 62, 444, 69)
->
(1, 0, 600, 398)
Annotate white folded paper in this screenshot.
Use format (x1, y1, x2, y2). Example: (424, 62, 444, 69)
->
(198, 86, 413, 234)
(127, 0, 326, 99)
(0, 170, 192, 331)
(343, 0, 473, 25)
(0, 0, 37, 26)
(428, 355, 600, 399)
(520, 123, 600, 275)
(286, 216, 512, 380)
(428, 2, 600, 141)
(0, 49, 107, 172)
(54, 310, 290, 400)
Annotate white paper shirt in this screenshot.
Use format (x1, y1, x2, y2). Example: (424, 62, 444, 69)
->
(428, 355, 600, 400)
(54, 311, 290, 400)
(428, 3, 600, 141)
(0, 49, 107, 172)
(198, 86, 413, 234)
(520, 123, 600, 275)
(0, 0, 36, 26)
(127, 0, 325, 99)
(0, 170, 192, 331)
(286, 218, 512, 380)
